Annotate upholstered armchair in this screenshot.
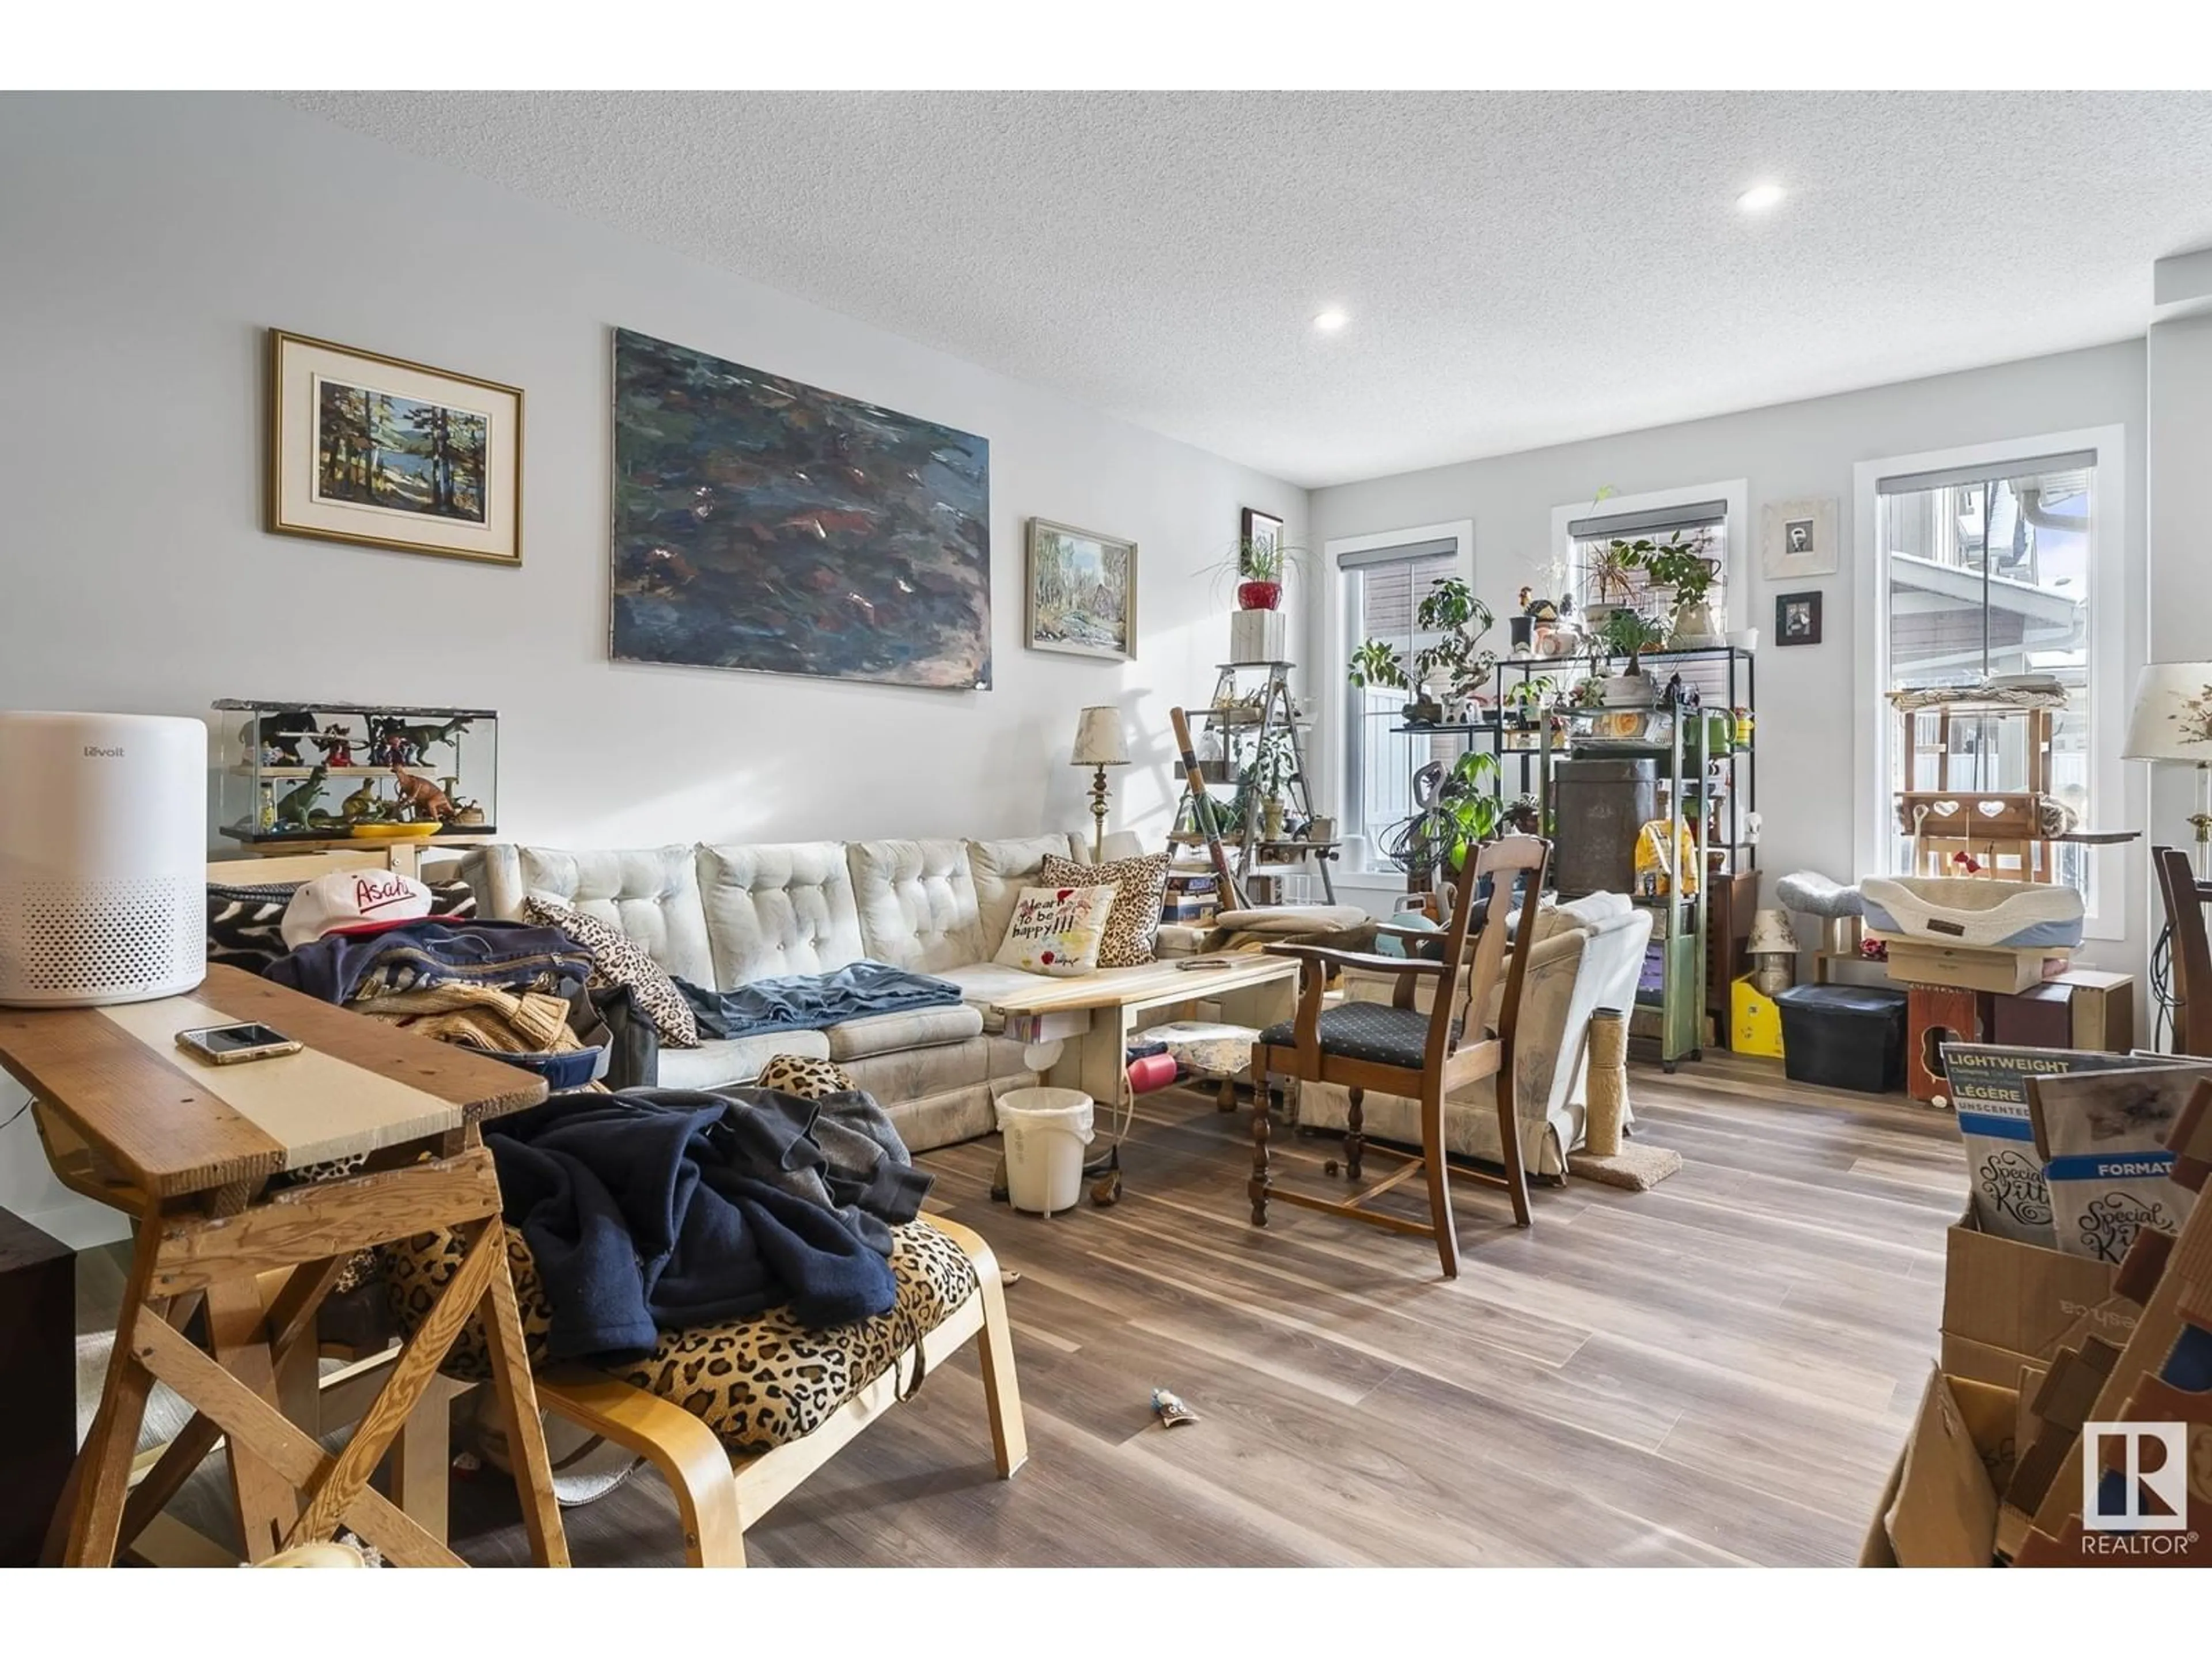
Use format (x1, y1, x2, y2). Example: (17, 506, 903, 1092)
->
(1297, 892, 1652, 1178)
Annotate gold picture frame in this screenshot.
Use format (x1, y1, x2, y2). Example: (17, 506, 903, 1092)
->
(267, 329, 523, 566)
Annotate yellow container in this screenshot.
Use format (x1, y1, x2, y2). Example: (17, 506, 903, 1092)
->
(1730, 975, 1785, 1058)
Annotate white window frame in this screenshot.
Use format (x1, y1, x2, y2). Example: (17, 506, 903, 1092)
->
(1852, 425, 2127, 940)
(1548, 477, 1749, 615)
(1319, 518, 1474, 891)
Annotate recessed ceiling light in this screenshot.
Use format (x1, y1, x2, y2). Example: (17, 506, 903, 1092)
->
(1737, 183, 1786, 213)
(1313, 308, 1349, 333)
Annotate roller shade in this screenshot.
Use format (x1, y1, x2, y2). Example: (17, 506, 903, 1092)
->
(1336, 536, 1459, 571)
(1566, 499, 1728, 541)
(1876, 450, 2096, 497)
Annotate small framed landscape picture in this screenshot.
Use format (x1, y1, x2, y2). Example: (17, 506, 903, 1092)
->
(1241, 506, 1284, 562)
(1027, 518, 1138, 660)
(1760, 495, 1838, 581)
(268, 329, 523, 566)
(1775, 590, 1824, 647)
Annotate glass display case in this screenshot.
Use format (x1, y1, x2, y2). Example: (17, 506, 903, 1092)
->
(213, 699, 498, 847)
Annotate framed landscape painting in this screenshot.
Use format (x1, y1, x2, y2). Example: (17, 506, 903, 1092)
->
(610, 328, 993, 690)
(267, 330, 522, 566)
(1027, 518, 1137, 661)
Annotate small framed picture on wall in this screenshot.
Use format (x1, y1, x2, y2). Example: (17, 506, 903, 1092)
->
(1241, 507, 1284, 561)
(1775, 590, 1824, 647)
(1761, 497, 1838, 581)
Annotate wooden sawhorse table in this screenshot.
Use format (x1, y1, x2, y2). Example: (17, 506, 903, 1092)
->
(0, 964, 570, 1567)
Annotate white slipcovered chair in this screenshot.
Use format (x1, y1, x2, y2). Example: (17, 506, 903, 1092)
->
(1296, 892, 1652, 1178)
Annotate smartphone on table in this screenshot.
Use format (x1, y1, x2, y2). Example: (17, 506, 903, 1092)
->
(175, 1022, 303, 1065)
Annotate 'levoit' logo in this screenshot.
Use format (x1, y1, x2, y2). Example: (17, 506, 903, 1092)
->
(351, 874, 416, 914)
(81, 745, 124, 758)
(2080, 1422, 2194, 1555)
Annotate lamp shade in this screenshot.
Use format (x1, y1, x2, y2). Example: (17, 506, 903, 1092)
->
(2124, 662, 2212, 760)
(1070, 706, 1129, 767)
(1745, 908, 1797, 956)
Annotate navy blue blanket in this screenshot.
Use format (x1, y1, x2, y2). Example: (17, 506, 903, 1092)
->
(677, 960, 963, 1041)
(484, 1089, 898, 1361)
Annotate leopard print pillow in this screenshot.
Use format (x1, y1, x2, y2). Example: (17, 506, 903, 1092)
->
(755, 1054, 858, 1096)
(524, 895, 698, 1048)
(1040, 850, 1168, 967)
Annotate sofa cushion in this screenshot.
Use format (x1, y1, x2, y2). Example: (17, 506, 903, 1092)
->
(849, 839, 986, 972)
(656, 1029, 833, 1090)
(967, 834, 1075, 953)
(697, 842, 866, 989)
(1040, 850, 1168, 967)
(993, 883, 1116, 976)
(522, 895, 699, 1047)
(506, 846, 716, 987)
(825, 1003, 985, 1062)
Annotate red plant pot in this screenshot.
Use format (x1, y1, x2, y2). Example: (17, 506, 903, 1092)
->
(1237, 579, 1282, 611)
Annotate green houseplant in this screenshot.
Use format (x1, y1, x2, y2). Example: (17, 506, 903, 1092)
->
(1346, 575, 1498, 724)
(1234, 727, 1298, 842)
(1597, 609, 1671, 708)
(1618, 529, 1721, 646)
(1382, 750, 1501, 889)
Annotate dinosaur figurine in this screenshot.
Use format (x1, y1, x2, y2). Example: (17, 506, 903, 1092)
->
(389, 766, 456, 823)
(273, 763, 329, 827)
(377, 715, 473, 767)
(339, 777, 382, 821)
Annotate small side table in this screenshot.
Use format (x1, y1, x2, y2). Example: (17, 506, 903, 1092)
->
(0, 964, 570, 1567)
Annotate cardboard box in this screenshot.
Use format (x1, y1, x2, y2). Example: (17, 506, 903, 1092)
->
(1884, 938, 2069, 995)
(1860, 1367, 2018, 1566)
(1940, 1209, 2136, 1389)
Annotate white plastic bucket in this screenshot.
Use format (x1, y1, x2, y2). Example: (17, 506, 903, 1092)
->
(997, 1086, 1096, 1217)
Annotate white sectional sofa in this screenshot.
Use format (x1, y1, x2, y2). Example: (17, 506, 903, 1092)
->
(464, 832, 1092, 1153)
(1297, 892, 1653, 1177)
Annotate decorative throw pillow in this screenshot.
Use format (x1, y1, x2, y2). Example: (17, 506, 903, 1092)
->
(1040, 851, 1169, 967)
(522, 895, 698, 1047)
(208, 878, 475, 974)
(993, 885, 1117, 977)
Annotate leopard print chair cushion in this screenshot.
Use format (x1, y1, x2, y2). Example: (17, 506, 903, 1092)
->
(379, 1051, 980, 1456)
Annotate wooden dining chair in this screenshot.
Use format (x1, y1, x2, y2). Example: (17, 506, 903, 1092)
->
(1249, 834, 1551, 1277)
(2154, 844, 2212, 1056)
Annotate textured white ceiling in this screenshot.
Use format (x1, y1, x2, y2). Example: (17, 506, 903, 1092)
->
(276, 91, 2212, 488)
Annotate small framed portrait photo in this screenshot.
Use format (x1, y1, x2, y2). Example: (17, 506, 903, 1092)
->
(1775, 590, 1824, 647)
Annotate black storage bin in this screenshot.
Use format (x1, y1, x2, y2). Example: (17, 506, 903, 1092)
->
(1774, 984, 1907, 1094)
(1551, 757, 1656, 897)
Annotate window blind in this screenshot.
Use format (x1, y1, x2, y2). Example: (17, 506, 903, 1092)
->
(1336, 536, 1458, 571)
(1565, 499, 1728, 542)
(1876, 450, 2096, 497)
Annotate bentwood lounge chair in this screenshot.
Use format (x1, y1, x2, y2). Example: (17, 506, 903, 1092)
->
(1249, 834, 1551, 1277)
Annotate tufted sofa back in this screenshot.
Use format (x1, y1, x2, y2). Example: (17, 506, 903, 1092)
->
(697, 841, 867, 989)
(465, 831, 1080, 991)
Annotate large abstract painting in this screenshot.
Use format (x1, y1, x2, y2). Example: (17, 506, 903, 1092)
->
(610, 328, 992, 690)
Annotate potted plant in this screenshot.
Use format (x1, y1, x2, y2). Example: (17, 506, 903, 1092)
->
(1619, 529, 1722, 647)
(1578, 541, 1641, 632)
(1383, 750, 1501, 892)
(1233, 534, 1287, 611)
(1236, 727, 1297, 842)
(1346, 576, 1499, 724)
(1499, 675, 1556, 746)
(1597, 609, 1670, 707)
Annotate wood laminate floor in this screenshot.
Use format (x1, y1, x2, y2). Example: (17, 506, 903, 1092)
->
(434, 1054, 1966, 1567)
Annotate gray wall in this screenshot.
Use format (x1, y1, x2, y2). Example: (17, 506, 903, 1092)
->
(1309, 342, 2150, 978)
(0, 93, 1304, 851)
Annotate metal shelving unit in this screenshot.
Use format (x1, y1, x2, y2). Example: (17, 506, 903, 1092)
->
(1391, 645, 1758, 1069)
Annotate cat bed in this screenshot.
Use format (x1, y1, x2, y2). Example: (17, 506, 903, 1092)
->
(1857, 875, 2084, 950)
(1775, 871, 1863, 919)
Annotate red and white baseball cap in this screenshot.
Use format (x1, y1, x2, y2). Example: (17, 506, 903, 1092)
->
(281, 870, 435, 949)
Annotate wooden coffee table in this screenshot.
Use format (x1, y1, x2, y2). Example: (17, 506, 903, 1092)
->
(0, 965, 570, 1567)
(977, 955, 1299, 1137)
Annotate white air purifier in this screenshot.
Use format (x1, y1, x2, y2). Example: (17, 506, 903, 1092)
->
(0, 711, 208, 1007)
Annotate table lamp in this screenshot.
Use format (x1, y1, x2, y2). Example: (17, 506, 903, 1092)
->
(2124, 661, 2212, 877)
(1070, 706, 1130, 859)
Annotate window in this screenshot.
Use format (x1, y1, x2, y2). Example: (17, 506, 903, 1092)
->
(1874, 448, 2097, 897)
(1566, 497, 1729, 620)
(1336, 535, 1460, 873)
